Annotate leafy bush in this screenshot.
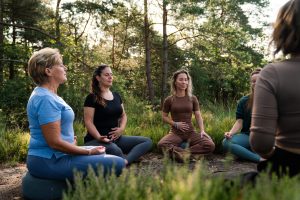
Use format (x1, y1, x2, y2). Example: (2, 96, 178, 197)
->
(63, 159, 300, 200)
(203, 103, 236, 153)
(0, 77, 33, 128)
(63, 161, 240, 200)
(74, 121, 87, 146)
(0, 127, 29, 163)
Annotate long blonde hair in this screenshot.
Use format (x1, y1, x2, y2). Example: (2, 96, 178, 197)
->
(171, 69, 193, 100)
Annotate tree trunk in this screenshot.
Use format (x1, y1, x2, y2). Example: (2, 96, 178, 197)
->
(0, 0, 4, 84)
(144, 0, 155, 104)
(112, 26, 115, 68)
(55, 0, 61, 46)
(161, 0, 168, 105)
(9, 22, 16, 80)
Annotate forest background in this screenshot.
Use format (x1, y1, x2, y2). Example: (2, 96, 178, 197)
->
(4, 2, 300, 200)
(0, 0, 288, 161)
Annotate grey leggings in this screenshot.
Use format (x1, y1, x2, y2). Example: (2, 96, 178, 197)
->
(85, 135, 152, 164)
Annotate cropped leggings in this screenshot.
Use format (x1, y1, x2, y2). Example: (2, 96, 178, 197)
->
(158, 132, 215, 155)
(27, 154, 125, 181)
(85, 135, 152, 164)
(222, 133, 260, 163)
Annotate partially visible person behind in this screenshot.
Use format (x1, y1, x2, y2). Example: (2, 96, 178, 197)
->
(250, 0, 300, 177)
(158, 69, 215, 162)
(83, 65, 152, 166)
(223, 68, 263, 163)
(26, 48, 125, 181)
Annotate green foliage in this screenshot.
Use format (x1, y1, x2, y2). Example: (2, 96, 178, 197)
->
(0, 92, 235, 163)
(123, 96, 168, 148)
(74, 121, 86, 146)
(202, 103, 236, 153)
(63, 161, 241, 200)
(0, 127, 29, 163)
(241, 174, 300, 200)
(63, 160, 300, 200)
(168, 0, 269, 103)
(0, 77, 32, 128)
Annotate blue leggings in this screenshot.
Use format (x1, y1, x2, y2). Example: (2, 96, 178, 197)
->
(85, 135, 152, 164)
(27, 154, 125, 181)
(222, 133, 260, 163)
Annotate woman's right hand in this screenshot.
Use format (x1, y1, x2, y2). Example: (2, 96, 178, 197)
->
(98, 135, 111, 143)
(90, 146, 106, 155)
(176, 122, 190, 132)
(224, 132, 233, 139)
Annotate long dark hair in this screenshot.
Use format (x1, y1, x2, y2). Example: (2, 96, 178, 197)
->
(272, 0, 300, 56)
(91, 64, 109, 107)
(247, 68, 262, 110)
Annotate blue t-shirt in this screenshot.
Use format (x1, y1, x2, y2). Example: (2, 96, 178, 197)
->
(27, 87, 75, 159)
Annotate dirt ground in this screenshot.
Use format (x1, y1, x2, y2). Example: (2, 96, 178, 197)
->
(0, 153, 257, 200)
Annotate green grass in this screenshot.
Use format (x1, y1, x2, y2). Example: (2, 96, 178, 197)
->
(124, 97, 235, 153)
(0, 127, 30, 163)
(3, 97, 300, 199)
(0, 96, 235, 163)
(63, 161, 239, 200)
(62, 160, 300, 200)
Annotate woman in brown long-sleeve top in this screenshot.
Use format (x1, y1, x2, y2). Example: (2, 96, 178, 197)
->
(250, 0, 300, 177)
(158, 69, 215, 162)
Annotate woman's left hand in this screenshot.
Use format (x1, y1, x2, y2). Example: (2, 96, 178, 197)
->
(200, 130, 211, 139)
(108, 127, 123, 141)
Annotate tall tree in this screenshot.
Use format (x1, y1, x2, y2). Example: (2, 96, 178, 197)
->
(161, 0, 168, 104)
(2, 0, 45, 79)
(144, 0, 154, 104)
(55, 0, 62, 46)
(185, 0, 268, 102)
(0, 0, 4, 84)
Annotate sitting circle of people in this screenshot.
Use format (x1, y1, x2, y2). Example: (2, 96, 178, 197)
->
(222, 68, 264, 163)
(24, 0, 300, 186)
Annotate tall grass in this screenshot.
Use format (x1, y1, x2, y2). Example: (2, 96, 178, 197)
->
(124, 96, 235, 153)
(63, 161, 240, 200)
(63, 160, 300, 200)
(0, 96, 235, 163)
(0, 127, 30, 164)
(202, 102, 236, 153)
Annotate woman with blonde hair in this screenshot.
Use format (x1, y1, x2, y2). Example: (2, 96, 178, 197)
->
(158, 69, 215, 162)
(26, 48, 125, 181)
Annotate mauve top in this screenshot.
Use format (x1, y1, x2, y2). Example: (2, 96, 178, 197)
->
(250, 57, 300, 156)
(162, 95, 200, 135)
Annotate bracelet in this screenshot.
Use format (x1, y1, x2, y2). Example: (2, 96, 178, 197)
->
(173, 122, 178, 129)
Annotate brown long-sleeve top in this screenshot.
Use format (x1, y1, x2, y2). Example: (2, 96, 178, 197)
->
(250, 57, 300, 157)
(163, 95, 200, 135)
